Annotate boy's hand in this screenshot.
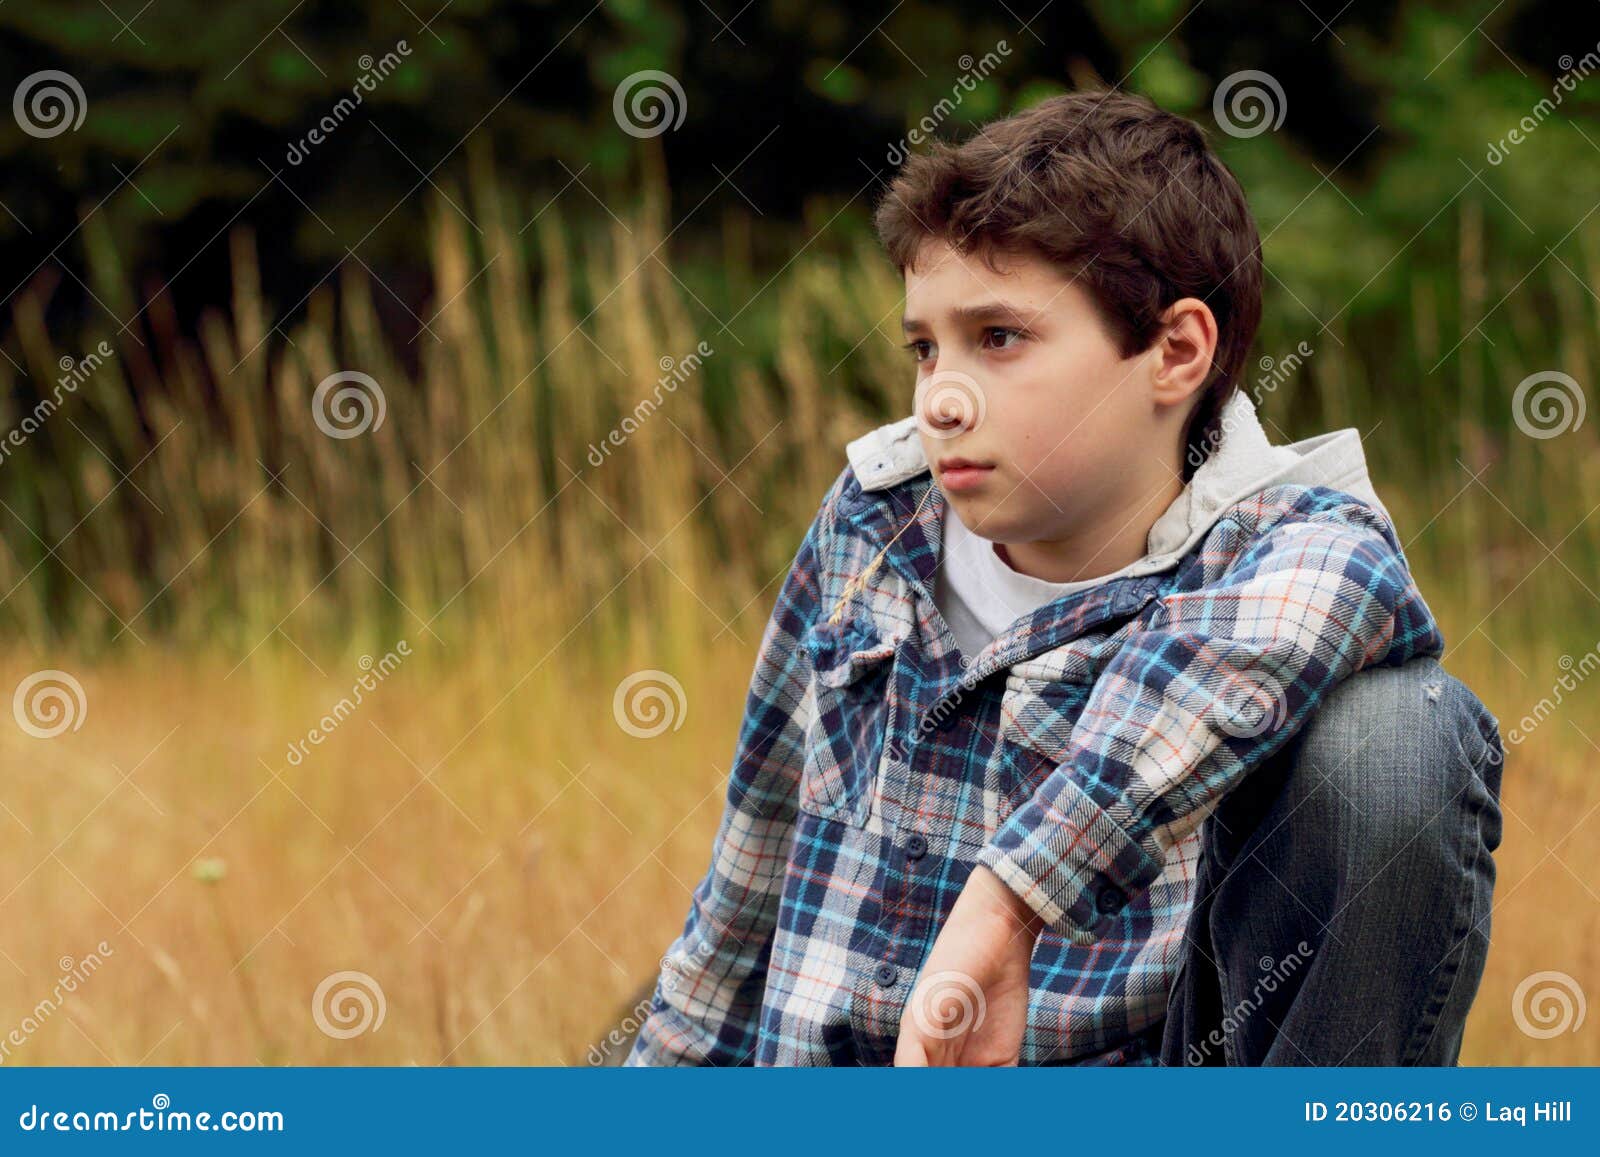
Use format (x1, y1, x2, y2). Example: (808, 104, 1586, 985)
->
(893, 864, 1044, 1066)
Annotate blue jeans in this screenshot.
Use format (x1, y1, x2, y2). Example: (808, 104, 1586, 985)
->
(1155, 655, 1505, 1065)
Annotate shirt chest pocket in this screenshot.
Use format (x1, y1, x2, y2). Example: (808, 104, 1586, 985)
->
(797, 616, 907, 827)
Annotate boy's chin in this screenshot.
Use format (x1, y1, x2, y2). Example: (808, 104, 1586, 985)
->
(943, 492, 1020, 541)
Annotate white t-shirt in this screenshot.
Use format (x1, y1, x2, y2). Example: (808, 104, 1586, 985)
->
(932, 500, 1129, 661)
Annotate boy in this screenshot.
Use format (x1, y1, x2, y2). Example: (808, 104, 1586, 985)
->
(626, 90, 1502, 1066)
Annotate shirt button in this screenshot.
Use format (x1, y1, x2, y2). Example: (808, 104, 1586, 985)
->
(1096, 885, 1126, 914)
(875, 963, 899, 987)
(905, 834, 928, 861)
(934, 708, 959, 732)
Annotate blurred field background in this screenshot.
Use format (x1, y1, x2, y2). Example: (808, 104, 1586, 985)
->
(1, 0, 1597, 1065)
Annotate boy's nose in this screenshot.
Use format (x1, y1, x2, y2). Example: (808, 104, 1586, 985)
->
(915, 369, 986, 436)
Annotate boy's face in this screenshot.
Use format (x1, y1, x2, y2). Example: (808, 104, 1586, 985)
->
(901, 238, 1177, 550)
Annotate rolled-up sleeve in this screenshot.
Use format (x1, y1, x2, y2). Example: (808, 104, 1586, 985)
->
(976, 500, 1445, 943)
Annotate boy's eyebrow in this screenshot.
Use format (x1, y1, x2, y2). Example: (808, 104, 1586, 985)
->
(900, 302, 1035, 333)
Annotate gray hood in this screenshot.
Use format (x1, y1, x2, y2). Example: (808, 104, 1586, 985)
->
(844, 390, 1395, 581)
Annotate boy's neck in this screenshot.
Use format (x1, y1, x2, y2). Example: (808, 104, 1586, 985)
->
(995, 468, 1185, 584)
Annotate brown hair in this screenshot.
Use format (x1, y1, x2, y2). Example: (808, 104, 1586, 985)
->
(872, 89, 1263, 480)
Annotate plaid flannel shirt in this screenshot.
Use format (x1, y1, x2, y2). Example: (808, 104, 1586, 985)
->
(626, 438, 1444, 1066)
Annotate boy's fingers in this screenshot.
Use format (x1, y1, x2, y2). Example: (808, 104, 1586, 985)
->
(894, 1030, 929, 1067)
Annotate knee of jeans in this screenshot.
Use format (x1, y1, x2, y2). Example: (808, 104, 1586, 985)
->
(1286, 658, 1504, 870)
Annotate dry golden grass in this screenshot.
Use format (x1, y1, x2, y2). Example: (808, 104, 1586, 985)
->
(1463, 757, 1600, 1065)
(0, 630, 765, 1065)
(1441, 654, 1600, 1066)
(0, 622, 1595, 1066)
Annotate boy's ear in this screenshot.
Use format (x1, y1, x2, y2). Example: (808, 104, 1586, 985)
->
(1150, 297, 1218, 408)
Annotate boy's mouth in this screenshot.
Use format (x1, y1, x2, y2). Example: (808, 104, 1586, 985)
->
(936, 456, 995, 493)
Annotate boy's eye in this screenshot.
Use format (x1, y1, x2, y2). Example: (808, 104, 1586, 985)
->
(901, 329, 1023, 364)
